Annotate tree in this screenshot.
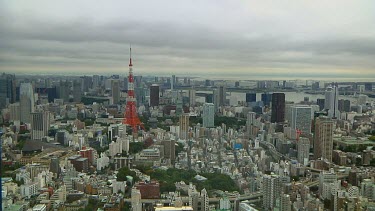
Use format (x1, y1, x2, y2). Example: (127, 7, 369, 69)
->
(116, 167, 139, 182)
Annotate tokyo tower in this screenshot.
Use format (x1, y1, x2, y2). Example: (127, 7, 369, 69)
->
(123, 48, 144, 135)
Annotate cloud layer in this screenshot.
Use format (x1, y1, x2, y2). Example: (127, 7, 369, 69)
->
(1, 0, 375, 79)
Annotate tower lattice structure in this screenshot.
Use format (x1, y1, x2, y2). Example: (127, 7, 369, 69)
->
(123, 48, 144, 135)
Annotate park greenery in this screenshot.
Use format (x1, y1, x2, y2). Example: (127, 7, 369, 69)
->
(147, 168, 239, 194)
(116, 167, 139, 182)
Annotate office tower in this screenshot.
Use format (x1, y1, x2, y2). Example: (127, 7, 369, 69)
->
(312, 82, 320, 90)
(111, 80, 120, 104)
(20, 83, 35, 124)
(205, 80, 211, 87)
(280, 194, 292, 211)
(72, 81, 82, 103)
(246, 93, 256, 103)
(171, 75, 176, 90)
(203, 103, 215, 128)
(314, 116, 334, 162)
(149, 84, 160, 107)
(9, 103, 20, 122)
(324, 86, 339, 118)
(189, 189, 209, 211)
(291, 105, 312, 134)
(297, 137, 310, 166)
(179, 114, 190, 140)
(92, 75, 100, 88)
(131, 188, 142, 211)
(0, 73, 15, 109)
(319, 169, 338, 199)
(50, 157, 60, 177)
(357, 94, 367, 105)
(163, 139, 176, 164)
(189, 88, 196, 106)
(175, 93, 184, 115)
(271, 93, 285, 123)
(216, 85, 226, 106)
(246, 112, 256, 137)
(205, 94, 214, 103)
(135, 87, 146, 106)
(261, 93, 272, 107)
(31, 111, 50, 140)
(338, 99, 350, 112)
(81, 76, 92, 92)
(47, 87, 57, 103)
(364, 83, 372, 91)
(58, 80, 70, 102)
(262, 174, 281, 210)
(316, 99, 325, 111)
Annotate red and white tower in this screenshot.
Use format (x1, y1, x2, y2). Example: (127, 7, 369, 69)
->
(123, 48, 144, 135)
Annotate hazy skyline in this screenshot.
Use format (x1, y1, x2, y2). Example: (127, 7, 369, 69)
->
(1, 0, 375, 80)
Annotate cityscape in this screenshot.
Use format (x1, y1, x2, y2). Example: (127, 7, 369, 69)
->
(1, 1, 375, 211)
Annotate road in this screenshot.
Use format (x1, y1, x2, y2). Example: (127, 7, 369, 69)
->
(124, 192, 263, 204)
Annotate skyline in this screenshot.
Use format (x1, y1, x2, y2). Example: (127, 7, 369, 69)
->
(1, 1, 375, 80)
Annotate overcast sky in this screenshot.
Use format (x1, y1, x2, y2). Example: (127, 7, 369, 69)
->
(1, 0, 375, 79)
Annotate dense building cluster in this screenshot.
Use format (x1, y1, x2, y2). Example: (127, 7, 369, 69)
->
(1, 71, 375, 210)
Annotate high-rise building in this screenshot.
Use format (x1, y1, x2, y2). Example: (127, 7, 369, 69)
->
(179, 114, 190, 140)
(31, 111, 50, 140)
(163, 139, 176, 164)
(319, 169, 338, 199)
(20, 83, 35, 124)
(261, 93, 272, 107)
(364, 83, 372, 91)
(58, 80, 70, 103)
(111, 80, 120, 104)
(171, 75, 176, 90)
(246, 112, 256, 138)
(246, 93, 256, 103)
(205, 94, 214, 103)
(203, 103, 215, 128)
(297, 137, 310, 166)
(92, 75, 100, 89)
(314, 116, 334, 162)
(271, 93, 285, 123)
(324, 86, 339, 119)
(189, 88, 196, 106)
(72, 81, 82, 103)
(290, 105, 312, 134)
(9, 103, 20, 122)
(219, 196, 231, 210)
(50, 157, 60, 178)
(316, 98, 325, 111)
(338, 99, 350, 112)
(280, 194, 292, 211)
(131, 188, 142, 211)
(216, 85, 226, 106)
(189, 188, 209, 211)
(262, 174, 281, 210)
(0, 73, 15, 109)
(150, 84, 160, 107)
(81, 76, 92, 92)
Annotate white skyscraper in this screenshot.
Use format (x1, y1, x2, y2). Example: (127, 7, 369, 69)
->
(291, 105, 312, 134)
(20, 83, 35, 124)
(324, 86, 339, 119)
(297, 137, 310, 166)
(131, 188, 142, 211)
(203, 103, 215, 128)
(262, 174, 281, 210)
(189, 89, 196, 106)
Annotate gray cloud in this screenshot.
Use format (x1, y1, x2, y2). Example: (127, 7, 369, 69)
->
(1, 0, 375, 79)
